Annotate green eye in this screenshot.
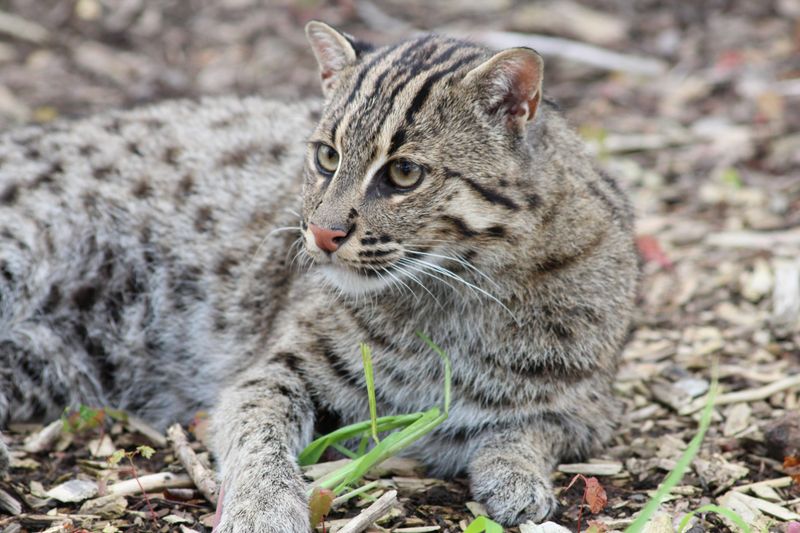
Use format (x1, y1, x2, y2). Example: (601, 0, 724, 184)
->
(387, 160, 423, 189)
(315, 143, 339, 175)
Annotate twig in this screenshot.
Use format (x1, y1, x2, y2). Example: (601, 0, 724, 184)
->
(467, 30, 667, 76)
(705, 228, 800, 249)
(126, 455, 159, 528)
(167, 423, 219, 505)
(679, 375, 800, 415)
(732, 476, 794, 492)
(0, 11, 49, 43)
(337, 489, 398, 533)
(106, 472, 193, 497)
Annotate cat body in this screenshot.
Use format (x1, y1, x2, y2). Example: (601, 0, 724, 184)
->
(0, 23, 637, 531)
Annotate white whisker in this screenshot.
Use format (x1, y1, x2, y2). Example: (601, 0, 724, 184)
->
(402, 257, 519, 324)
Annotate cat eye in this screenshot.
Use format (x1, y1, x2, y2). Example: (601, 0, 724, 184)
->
(315, 143, 340, 175)
(387, 160, 424, 189)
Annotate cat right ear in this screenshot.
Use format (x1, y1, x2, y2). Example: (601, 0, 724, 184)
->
(305, 21, 368, 96)
(462, 47, 544, 134)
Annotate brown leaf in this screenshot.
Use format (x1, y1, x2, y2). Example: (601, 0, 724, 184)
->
(584, 477, 607, 514)
(784, 455, 800, 484)
(308, 487, 335, 527)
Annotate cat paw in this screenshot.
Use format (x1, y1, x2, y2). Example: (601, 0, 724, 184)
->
(470, 463, 558, 525)
(213, 483, 310, 533)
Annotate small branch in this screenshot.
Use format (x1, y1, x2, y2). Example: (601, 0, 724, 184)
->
(468, 30, 667, 76)
(679, 375, 800, 415)
(167, 423, 219, 505)
(106, 472, 193, 497)
(706, 228, 800, 249)
(732, 476, 794, 492)
(337, 489, 398, 533)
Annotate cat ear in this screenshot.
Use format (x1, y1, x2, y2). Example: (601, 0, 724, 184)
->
(305, 21, 368, 95)
(462, 47, 544, 132)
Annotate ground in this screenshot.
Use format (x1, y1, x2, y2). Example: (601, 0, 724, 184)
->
(0, 1, 799, 532)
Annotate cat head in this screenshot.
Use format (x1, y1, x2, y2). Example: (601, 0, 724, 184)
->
(301, 22, 546, 296)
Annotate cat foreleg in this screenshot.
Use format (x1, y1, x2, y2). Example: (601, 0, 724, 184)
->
(210, 361, 315, 533)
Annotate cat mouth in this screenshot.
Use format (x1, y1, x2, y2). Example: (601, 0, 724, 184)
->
(316, 261, 398, 295)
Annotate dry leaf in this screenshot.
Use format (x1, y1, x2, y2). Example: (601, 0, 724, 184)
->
(308, 486, 334, 527)
(584, 477, 607, 514)
(784, 455, 800, 484)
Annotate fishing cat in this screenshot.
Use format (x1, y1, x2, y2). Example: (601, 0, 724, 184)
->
(0, 22, 637, 531)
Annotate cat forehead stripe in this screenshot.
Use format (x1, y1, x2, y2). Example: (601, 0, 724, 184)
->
(333, 37, 485, 149)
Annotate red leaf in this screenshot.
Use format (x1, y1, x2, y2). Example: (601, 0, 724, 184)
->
(584, 477, 608, 514)
(308, 487, 335, 527)
(636, 234, 673, 269)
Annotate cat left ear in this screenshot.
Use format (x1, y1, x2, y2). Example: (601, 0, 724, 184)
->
(462, 47, 544, 133)
(305, 21, 370, 95)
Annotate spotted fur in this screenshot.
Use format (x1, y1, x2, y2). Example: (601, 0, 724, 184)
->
(0, 23, 637, 531)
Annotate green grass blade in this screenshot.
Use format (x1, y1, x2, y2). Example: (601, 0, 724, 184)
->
(330, 442, 358, 460)
(360, 343, 380, 445)
(325, 408, 445, 493)
(298, 413, 423, 466)
(464, 516, 503, 533)
(677, 504, 751, 533)
(624, 369, 720, 533)
(416, 332, 451, 414)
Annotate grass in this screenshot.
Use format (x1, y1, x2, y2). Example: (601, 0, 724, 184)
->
(299, 332, 452, 496)
(624, 363, 751, 533)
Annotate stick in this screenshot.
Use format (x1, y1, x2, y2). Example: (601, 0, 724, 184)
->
(468, 31, 667, 76)
(337, 489, 398, 533)
(679, 375, 800, 415)
(706, 228, 800, 249)
(732, 476, 794, 492)
(106, 472, 193, 497)
(167, 423, 219, 505)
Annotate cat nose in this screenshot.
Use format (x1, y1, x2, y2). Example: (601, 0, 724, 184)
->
(309, 223, 350, 253)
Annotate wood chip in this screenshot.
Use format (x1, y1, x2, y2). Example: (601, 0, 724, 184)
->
(23, 420, 62, 453)
(0, 487, 22, 515)
(558, 462, 623, 476)
(45, 479, 98, 503)
(723, 402, 751, 436)
(721, 490, 800, 521)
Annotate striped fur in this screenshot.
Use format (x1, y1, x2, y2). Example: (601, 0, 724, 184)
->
(0, 23, 637, 531)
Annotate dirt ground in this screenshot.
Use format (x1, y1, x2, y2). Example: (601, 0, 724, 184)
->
(0, 0, 799, 532)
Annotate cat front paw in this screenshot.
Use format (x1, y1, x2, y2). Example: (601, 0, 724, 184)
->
(213, 482, 310, 533)
(469, 461, 558, 525)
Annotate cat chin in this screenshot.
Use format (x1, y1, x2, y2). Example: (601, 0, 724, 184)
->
(316, 264, 392, 296)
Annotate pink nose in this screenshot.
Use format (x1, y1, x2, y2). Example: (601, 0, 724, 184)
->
(309, 224, 348, 253)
